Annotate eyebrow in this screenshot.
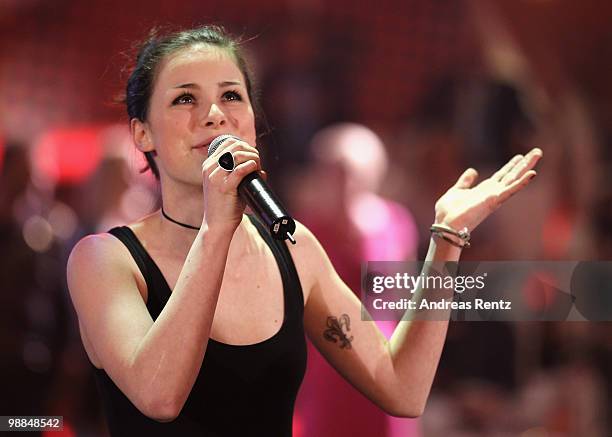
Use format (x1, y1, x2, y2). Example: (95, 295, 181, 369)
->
(173, 81, 243, 89)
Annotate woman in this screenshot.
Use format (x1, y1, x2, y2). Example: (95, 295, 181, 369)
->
(67, 25, 542, 436)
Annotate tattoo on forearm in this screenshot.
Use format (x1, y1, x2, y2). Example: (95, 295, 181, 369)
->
(323, 314, 353, 349)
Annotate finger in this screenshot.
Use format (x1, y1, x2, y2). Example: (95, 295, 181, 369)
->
(225, 141, 258, 155)
(231, 151, 261, 170)
(205, 141, 259, 173)
(492, 154, 523, 182)
(227, 160, 258, 185)
(497, 170, 537, 204)
(259, 170, 268, 182)
(209, 138, 257, 159)
(500, 148, 543, 185)
(207, 159, 256, 193)
(206, 165, 226, 185)
(454, 168, 479, 189)
(207, 137, 239, 159)
(202, 157, 220, 175)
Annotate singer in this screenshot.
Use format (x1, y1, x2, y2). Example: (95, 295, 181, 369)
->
(66, 25, 542, 436)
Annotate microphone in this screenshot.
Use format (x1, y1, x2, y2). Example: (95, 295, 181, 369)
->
(208, 135, 296, 244)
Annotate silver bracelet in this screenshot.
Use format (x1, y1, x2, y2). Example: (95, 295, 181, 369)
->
(430, 223, 471, 249)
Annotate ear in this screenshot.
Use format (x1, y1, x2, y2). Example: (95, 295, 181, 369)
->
(130, 118, 156, 153)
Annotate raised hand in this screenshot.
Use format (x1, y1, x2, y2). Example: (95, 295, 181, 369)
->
(433, 148, 543, 232)
(201, 138, 262, 233)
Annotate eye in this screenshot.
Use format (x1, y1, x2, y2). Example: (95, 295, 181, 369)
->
(172, 92, 195, 105)
(222, 90, 243, 102)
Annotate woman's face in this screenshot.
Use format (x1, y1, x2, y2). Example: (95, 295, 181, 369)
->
(143, 45, 257, 185)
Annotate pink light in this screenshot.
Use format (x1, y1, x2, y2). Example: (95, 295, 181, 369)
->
(522, 271, 559, 312)
(292, 411, 304, 437)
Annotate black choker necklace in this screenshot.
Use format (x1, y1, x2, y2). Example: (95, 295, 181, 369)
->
(161, 207, 201, 230)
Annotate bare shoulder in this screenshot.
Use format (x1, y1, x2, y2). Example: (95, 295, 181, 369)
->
(67, 232, 131, 282)
(285, 220, 333, 304)
(69, 231, 124, 256)
(67, 212, 158, 290)
(66, 229, 148, 311)
(286, 220, 325, 260)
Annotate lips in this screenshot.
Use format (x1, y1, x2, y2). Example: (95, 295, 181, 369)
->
(193, 136, 217, 151)
(193, 134, 235, 153)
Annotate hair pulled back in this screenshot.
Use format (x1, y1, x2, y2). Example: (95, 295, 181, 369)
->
(125, 25, 259, 179)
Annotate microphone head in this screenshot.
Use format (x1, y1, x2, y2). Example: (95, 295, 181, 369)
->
(208, 134, 240, 157)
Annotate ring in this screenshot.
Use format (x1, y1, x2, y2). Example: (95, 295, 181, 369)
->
(217, 151, 235, 172)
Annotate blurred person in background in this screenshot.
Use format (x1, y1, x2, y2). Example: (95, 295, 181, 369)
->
(416, 1, 612, 433)
(0, 127, 158, 435)
(291, 123, 420, 436)
(0, 144, 70, 428)
(65, 24, 542, 436)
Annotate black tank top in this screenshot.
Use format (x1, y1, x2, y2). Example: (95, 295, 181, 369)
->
(93, 216, 307, 437)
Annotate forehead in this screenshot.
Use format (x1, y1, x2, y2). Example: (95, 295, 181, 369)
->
(155, 45, 244, 87)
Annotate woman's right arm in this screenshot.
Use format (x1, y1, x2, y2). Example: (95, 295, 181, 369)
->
(67, 139, 261, 422)
(67, 225, 233, 422)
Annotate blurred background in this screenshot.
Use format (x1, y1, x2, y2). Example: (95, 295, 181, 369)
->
(1, 0, 611, 435)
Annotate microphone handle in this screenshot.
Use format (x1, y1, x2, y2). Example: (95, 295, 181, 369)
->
(238, 172, 296, 243)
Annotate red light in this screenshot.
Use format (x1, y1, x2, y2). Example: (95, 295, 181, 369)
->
(542, 206, 574, 257)
(42, 419, 75, 436)
(33, 126, 104, 184)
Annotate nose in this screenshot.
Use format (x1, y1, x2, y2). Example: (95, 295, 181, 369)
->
(203, 103, 227, 127)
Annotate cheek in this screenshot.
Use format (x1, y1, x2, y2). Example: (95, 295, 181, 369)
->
(233, 108, 257, 146)
(240, 107, 257, 145)
(153, 112, 187, 143)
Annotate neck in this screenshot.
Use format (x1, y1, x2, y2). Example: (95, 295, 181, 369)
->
(161, 207, 200, 230)
(159, 177, 205, 229)
(155, 176, 248, 248)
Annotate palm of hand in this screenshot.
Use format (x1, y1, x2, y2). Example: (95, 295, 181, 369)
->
(435, 148, 543, 231)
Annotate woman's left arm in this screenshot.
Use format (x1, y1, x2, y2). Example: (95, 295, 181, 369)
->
(289, 148, 542, 418)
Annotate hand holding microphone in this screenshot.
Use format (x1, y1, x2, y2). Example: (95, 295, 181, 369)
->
(201, 137, 260, 234)
(208, 135, 296, 244)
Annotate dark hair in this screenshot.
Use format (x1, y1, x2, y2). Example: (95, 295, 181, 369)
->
(125, 25, 262, 179)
